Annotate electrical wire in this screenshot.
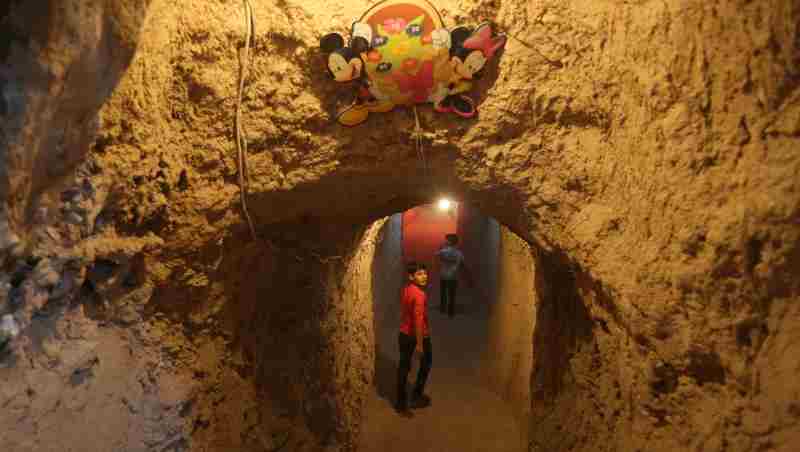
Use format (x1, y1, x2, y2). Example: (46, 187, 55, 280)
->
(235, 0, 257, 241)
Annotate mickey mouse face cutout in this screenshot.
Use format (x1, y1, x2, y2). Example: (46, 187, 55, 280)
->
(320, 32, 371, 82)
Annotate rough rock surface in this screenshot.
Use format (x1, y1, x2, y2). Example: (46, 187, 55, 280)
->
(1, 0, 799, 451)
(484, 224, 536, 435)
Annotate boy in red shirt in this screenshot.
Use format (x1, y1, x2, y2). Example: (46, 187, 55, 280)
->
(396, 262, 433, 417)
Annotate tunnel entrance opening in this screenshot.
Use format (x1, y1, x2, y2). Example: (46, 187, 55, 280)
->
(361, 203, 536, 451)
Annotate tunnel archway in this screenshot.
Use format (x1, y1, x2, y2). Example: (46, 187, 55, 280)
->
(209, 166, 629, 452)
(214, 179, 569, 452)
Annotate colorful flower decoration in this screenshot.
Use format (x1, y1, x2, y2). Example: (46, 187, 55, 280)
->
(318, 0, 507, 126)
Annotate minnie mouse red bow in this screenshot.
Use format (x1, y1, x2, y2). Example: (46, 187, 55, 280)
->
(463, 24, 507, 59)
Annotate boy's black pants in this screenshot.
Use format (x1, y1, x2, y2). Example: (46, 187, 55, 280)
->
(396, 333, 432, 409)
(440, 279, 458, 317)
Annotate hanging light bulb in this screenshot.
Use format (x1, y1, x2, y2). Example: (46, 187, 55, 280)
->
(437, 198, 451, 211)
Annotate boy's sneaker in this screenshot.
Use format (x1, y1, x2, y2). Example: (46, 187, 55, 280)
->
(410, 393, 431, 409)
(395, 404, 414, 418)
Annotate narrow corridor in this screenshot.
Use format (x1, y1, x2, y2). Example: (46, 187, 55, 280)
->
(359, 288, 524, 451)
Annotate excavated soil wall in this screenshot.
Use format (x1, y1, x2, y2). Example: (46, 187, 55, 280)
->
(484, 225, 537, 442)
(2, 0, 799, 451)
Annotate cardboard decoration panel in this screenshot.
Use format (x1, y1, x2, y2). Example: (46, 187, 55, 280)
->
(319, 0, 507, 126)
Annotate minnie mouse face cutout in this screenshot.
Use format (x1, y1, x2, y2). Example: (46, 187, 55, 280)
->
(449, 23, 507, 81)
(433, 23, 506, 118)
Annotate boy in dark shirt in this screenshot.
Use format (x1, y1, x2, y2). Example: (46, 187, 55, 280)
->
(396, 262, 433, 417)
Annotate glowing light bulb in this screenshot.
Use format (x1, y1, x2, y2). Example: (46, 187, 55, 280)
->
(437, 198, 451, 210)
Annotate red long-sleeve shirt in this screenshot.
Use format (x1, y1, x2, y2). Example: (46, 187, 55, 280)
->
(399, 283, 429, 337)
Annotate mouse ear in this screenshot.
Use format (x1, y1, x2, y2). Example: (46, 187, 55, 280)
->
(449, 26, 472, 49)
(320, 33, 345, 53)
(351, 22, 373, 47)
(351, 36, 370, 55)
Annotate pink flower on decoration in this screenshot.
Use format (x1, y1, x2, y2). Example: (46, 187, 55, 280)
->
(383, 17, 408, 34)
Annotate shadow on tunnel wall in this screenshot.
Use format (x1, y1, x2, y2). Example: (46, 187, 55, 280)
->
(528, 245, 628, 450)
(530, 248, 594, 411)
(222, 235, 322, 408)
(216, 223, 356, 449)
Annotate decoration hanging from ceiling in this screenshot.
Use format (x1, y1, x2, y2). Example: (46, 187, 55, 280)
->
(319, 0, 507, 126)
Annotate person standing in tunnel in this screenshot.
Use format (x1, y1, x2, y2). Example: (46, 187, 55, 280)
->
(436, 233, 471, 318)
(396, 262, 433, 417)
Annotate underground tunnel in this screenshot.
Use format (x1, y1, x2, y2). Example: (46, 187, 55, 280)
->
(1, 0, 799, 452)
(365, 204, 536, 451)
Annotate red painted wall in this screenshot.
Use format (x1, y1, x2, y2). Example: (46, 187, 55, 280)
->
(455, 204, 484, 288)
(401, 203, 459, 281)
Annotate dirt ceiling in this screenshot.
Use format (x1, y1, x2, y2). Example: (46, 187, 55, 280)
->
(1, 0, 799, 451)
